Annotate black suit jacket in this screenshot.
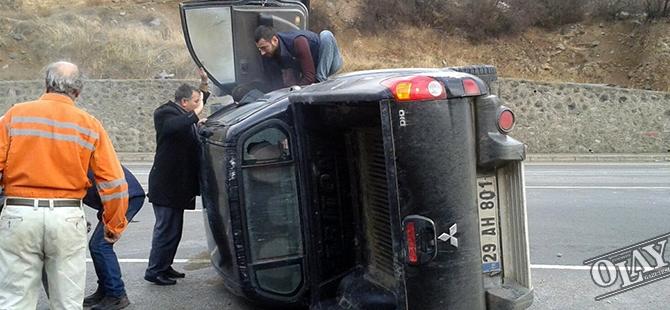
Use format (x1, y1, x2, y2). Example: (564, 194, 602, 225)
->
(148, 96, 206, 209)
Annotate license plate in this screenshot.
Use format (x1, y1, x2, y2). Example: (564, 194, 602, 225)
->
(477, 176, 501, 273)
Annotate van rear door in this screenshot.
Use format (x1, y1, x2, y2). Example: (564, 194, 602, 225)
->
(179, 0, 308, 95)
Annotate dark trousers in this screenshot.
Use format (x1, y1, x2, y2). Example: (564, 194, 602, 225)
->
(145, 204, 185, 278)
(89, 196, 144, 297)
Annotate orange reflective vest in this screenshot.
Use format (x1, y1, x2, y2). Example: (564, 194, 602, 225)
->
(0, 93, 128, 233)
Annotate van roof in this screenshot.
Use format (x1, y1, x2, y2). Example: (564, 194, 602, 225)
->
(289, 68, 488, 104)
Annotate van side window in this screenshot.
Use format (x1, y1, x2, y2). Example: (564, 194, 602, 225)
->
(243, 128, 291, 164)
(241, 126, 303, 295)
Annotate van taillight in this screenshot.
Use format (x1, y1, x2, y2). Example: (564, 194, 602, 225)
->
(403, 215, 437, 265)
(381, 76, 446, 101)
(498, 108, 515, 133)
(462, 78, 481, 96)
(406, 221, 418, 263)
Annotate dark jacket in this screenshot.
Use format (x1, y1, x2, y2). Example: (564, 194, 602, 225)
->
(263, 30, 320, 90)
(147, 94, 208, 209)
(84, 165, 145, 210)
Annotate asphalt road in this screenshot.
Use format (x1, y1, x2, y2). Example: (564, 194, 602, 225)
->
(526, 163, 670, 309)
(32, 162, 670, 309)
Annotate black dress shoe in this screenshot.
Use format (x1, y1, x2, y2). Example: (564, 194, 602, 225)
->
(83, 289, 106, 307)
(144, 274, 177, 285)
(91, 295, 130, 310)
(165, 267, 185, 279)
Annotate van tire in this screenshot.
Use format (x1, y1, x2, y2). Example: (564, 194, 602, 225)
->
(447, 65, 498, 83)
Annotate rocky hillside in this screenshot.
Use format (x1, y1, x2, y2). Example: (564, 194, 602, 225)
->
(1, 0, 670, 92)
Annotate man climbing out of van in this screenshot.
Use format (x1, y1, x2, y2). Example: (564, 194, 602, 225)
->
(254, 25, 342, 89)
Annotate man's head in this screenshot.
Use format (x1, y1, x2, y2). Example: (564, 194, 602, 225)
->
(174, 84, 202, 112)
(254, 25, 279, 58)
(45, 61, 84, 100)
(231, 82, 256, 103)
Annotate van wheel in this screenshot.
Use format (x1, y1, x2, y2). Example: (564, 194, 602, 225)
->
(447, 65, 498, 83)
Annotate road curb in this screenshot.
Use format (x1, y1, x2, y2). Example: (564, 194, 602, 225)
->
(118, 152, 670, 163)
(118, 152, 155, 163)
(525, 154, 670, 163)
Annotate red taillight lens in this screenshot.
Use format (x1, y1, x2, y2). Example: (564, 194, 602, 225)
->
(406, 221, 417, 263)
(498, 108, 515, 133)
(381, 76, 446, 101)
(462, 78, 481, 96)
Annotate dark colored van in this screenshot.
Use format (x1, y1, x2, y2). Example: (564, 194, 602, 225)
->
(181, 1, 533, 309)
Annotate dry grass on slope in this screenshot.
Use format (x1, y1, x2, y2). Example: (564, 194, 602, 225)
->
(1, 0, 669, 93)
(333, 22, 670, 92)
(0, 4, 195, 80)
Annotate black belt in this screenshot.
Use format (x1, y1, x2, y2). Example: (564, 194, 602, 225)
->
(6, 198, 81, 208)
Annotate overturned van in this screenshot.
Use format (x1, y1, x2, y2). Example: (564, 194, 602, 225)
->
(181, 0, 533, 309)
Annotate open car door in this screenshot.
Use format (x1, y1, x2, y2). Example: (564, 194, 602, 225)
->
(179, 0, 309, 97)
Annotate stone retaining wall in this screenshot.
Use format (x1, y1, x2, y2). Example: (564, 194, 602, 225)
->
(499, 79, 670, 154)
(0, 78, 668, 153)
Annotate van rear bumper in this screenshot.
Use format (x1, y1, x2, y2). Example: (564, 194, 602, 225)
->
(486, 279, 534, 310)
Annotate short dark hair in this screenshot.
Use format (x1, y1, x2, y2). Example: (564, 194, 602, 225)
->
(254, 25, 277, 43)
(231, 83, 256, 102)
(174, 83, 199, 103)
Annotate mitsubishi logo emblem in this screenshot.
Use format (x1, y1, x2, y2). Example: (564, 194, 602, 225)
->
(438, 224, 458, 248)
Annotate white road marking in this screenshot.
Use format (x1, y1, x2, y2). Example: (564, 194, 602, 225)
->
(103, 260, 606, 271)
(527, 186, 670, 190)
(89, 258, 210, 264)
(531, 264, 590, 270)
(531, 264, 642, 272)
(525, 162, 670, 166)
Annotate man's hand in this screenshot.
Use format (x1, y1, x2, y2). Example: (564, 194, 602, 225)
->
(197, 118, 208, 125)
(198, 67, 208, 85)
(282, 69, 296, 86)
(194, 96, 204, 115)
(104, 226, 121, 243)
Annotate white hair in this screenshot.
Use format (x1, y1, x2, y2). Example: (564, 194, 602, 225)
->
(45, 61, 84, 99)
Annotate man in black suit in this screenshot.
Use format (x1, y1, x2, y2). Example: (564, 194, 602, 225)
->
(144, 70, 209, 286)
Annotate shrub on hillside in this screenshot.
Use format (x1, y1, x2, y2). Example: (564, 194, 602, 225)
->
(354, 0, 587, 41)
(449, 0, 529, 41)
(587, 0, 640, 20)
(355, 0, 668, 41)
(355, 0, 530, 41)
(354, 0, 421, 32)
(585, 0, 669, 21)
(530, 0, 586, 29)
(644, 0, 670, 19)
